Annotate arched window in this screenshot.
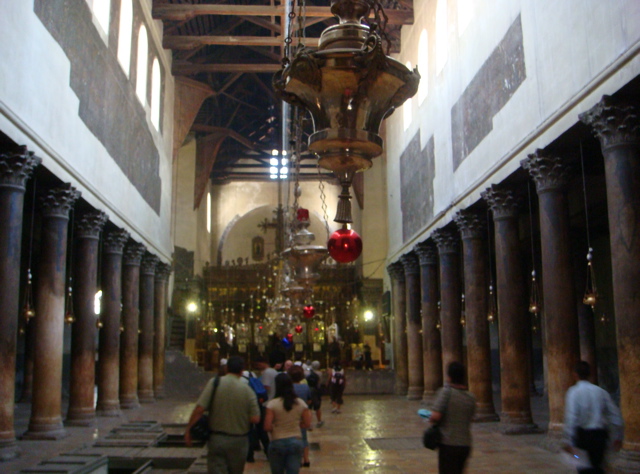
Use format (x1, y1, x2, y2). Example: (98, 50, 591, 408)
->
(436, 0, 448, 75)
(403, 61, 413, 130)
(93, 0, 110, 36)
(136, 25, 148, 105)
(117, 0, 132, 76)
(418, 29, 428, 104)
(151, 58, 162, 129)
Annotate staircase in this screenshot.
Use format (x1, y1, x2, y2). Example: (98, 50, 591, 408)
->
(169, 317, 186, 350)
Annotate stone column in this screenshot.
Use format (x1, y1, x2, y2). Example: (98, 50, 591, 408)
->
(454, 210, 498, 422)
(387, 262, 408, 395)
(482, 185, 537, 434)
(415, 241, 442, 401)
(572, 245, 597, 384)
(432, 229, 463, 374)
(522, 150, 580, 441)
(24, 184, 80, 439)
(66, 211, 108, 426)
(119, 241, 145, 409)
(138, 253, 158, 403)
(153, 262, 171, 398)
(96, 229, 129, 416)
(0, 148, 40, 459)
(400, 252, 423, 400)
(581, 97, 640, 470)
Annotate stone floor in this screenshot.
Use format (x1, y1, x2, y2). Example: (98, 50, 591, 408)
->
(3, 352, 611, 473)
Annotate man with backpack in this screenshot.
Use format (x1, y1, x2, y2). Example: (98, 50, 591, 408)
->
(328, 360, 346, 414)
(307, 361, 324, 427)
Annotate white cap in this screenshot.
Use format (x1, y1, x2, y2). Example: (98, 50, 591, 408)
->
(220, 358, 228, 366)
(294, 361, 302, 366)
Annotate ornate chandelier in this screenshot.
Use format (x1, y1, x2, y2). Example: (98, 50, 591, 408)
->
(274, 0, 419, 261)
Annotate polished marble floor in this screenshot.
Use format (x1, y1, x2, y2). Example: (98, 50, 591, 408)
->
(4, 352, 604, 473)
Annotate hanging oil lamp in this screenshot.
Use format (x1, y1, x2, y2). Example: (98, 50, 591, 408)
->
(487, 284, 497, 323)
(460, 293, 466, 327)
(528, 270, 540, 314)
(64, 280, 75, 324)
(22, 269, 36, 324)
(583, 247, 598, 309)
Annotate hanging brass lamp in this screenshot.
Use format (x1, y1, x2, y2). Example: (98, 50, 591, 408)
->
(282, 208, 328, 286)
(274, 0, 420, 224)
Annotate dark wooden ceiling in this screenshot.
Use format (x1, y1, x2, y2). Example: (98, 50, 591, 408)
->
(153, 0, 414, 183)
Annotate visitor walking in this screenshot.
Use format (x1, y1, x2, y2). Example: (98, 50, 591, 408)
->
(564, 360, 623, 473)
(307, 361, 324, 428)
(428, 361, 476, 474)
(328, 360, 345, 414)
(264, 373, 312, 473)
(184, 356, 260, 474)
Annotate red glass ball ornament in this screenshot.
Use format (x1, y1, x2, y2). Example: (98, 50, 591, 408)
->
(286, 333, 294, 342)
(328, 227, 362, 263)
(303, 305, 315, 319)
(295, 324, 303, 334)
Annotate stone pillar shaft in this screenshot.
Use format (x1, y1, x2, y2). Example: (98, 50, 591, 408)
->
(482, 186, 537, 434)
(138, 253, 158, 403)
(522, 151, 579, 438)
(153, 263, 170, 398)
(415, 242, 442, 401)
(66, 212, 107, 426)
(0, 148, 39, 458)
(454, 211, 498, 422)
(96, 230, 129, 416)
(581, 97, 640, 468)
(388, 262, 408, 395)
(401, 253, 423, 400)
(433, 230, 463, 374)
(119, 242, 145, 409)
(25, 184, 80, 439)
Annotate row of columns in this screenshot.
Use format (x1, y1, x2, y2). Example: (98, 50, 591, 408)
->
(0, 147, 171, 459)
(387, 96, 640, 469)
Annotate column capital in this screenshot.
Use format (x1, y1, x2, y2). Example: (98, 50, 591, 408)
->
(579, 95, 640, 150)
(415, 241, 438, 266)
(154, 262, 172, 282)
(40, 183, 81, 218)
(387, 261, 405, 283)
(453, 210, 486, 240)
(432, 229, 459, 254)
(123, 241, 146, 266)
(0, 146, 41, 189)
(103, 229, 130, 254)
(75, 211, 108, 239)
(400, 252, 420, 276)
(482, 185, 520, 220)
(141, 253, 159, 275)
(521, 149, 571, 193)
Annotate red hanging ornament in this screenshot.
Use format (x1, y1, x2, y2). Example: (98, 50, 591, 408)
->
(328, 225, 362, 263)
(303, 305, 315, 319)
(295, 324, 303, 334)
(286, 333, 294, 342)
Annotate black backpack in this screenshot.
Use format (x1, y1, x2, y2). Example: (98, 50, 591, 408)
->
(306, 371, 320, 389)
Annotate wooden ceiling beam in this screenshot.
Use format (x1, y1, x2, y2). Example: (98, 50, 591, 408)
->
(172, 61, 281, 75)
(164, 35, 319, 49)
(153, 5, 414, 26)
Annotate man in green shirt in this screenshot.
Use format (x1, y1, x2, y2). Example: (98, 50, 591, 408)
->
(185, 356, 261, 473)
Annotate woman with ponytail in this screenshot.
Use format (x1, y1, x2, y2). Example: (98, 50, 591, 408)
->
(264, 373, 312, 473)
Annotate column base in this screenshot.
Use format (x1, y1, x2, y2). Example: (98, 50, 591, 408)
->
(539, 427, 564, 452)
(96, 400, 122, 417)
(138, 393, 156, 404)
(474, 402, 499, 422)
(406, 386, 423, 400)
(65, 415, 96, 427)
(0, 439, 19, 461)
(119, 396, 140, 410)
(500, 422, 541, 435)
(422, 390, 437, 403)
(23, 419, 68, 440)
(611, 449, 640, 473)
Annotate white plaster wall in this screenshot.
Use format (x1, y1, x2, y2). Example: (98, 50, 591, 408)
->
(361, 156, 389, 280)
(211, 180, 343, 264)
(0, 0, 174, 261)
(385, 0, 640, 260)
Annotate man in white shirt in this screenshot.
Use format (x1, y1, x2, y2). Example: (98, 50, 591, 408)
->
(564, 361, 623, 473)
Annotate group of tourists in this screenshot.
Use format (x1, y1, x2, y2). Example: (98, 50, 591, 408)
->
(185, 355, 346, 474)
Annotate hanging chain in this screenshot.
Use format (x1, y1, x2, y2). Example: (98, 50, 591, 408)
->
(368, 0, 392, 54)
(317, 163, 330, 239)
(527, 181, 537, 270)
(580, 142, 592, 251)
